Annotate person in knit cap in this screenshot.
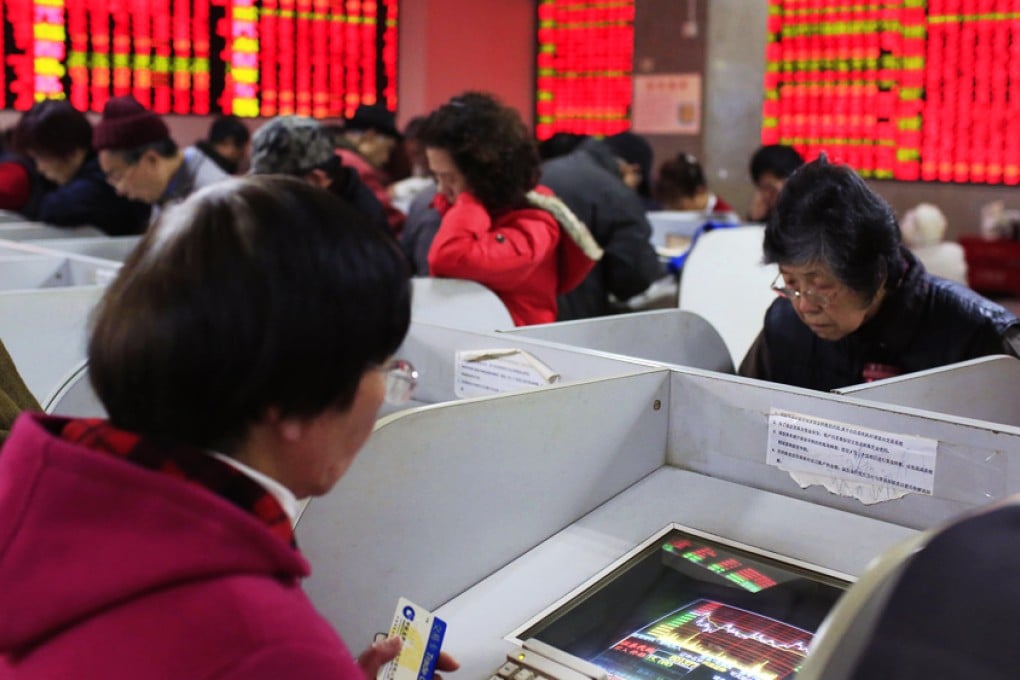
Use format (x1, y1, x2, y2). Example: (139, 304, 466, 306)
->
(249, 115, 390, 236)
(419, 91, 602, 326)
(94, 95, 229, 221)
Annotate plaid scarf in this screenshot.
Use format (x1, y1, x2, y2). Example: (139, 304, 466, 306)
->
(60, 418, 296, 548)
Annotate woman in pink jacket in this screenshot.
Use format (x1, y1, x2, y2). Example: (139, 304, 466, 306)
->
(0, 177, 456, 679)
(421, 92, 601, 326)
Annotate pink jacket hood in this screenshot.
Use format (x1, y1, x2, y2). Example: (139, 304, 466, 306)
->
(0, 413, 308, 652)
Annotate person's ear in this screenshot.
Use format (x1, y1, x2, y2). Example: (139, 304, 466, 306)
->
(264, 406, 305, 442)
(303, 168, 332, 188)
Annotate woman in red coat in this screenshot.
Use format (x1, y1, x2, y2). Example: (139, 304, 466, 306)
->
(421, 92, 601, 326)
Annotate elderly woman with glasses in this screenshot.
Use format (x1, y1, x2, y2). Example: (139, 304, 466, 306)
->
(0, 177, 454, 679)
(739, 155, 1020, 391)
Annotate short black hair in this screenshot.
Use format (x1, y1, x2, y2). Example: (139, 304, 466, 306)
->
(89, 176, 412, 453)
(750, 144, 805, 184)
(654, 153, 706, 204)
(537, 132, 587, 161)
(764, 155, 902, 301)
(419, 91, 539, 214)
(13, 99, 93, 157)
(208, 114, 251, 145)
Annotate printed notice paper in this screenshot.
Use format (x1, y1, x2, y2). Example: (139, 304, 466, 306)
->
(454, 349, 560, 398)
(766, 409, 938, 504)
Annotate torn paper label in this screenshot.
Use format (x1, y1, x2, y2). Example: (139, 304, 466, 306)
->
(766, 409, 937, 501)
(454, 349, 560, 398)
(786, 471, 912, 505)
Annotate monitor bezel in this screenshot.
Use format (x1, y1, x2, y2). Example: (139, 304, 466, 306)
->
(507, 521, 855, 645)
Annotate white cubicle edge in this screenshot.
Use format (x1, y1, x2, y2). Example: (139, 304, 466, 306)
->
(298, 371, 671, 651)
(833, 355, 1020, 427)
(22, 235, 142, 262)
(667, 368, 1020, 531)
(0, 222, 104, 239)
(501, 308, 735, 374)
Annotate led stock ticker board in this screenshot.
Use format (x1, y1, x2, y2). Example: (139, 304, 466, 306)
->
(765, 0, 1020, 184)
(535, 0, 635, 140)
(1, 0, 398, 118)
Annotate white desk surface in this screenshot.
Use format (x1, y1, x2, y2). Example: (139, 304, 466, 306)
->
(434, 466, 917, 678)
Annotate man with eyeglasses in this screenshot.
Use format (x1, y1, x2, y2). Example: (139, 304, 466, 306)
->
(94, 96, 229, 225)
(739, 155, 1020, 391)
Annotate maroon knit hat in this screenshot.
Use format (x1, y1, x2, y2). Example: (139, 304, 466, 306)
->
(93, 96, 170, 151)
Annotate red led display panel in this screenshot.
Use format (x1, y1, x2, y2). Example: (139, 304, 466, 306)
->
(763, 0, 1020, 185)
(1, 0, 398, 118)
(535, 0, 635, 140)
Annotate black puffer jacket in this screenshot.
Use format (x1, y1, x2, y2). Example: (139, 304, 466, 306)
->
(740, 248, 1020, 391)
(540, 139, 664, 320)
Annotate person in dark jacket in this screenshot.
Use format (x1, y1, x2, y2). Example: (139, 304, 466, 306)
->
(540, 137, 665, 320)
(739, 155, 1020, 391)
(13, 100, 150, 234)
(196, 114, 251, 175)
(249, 115, 390, 237)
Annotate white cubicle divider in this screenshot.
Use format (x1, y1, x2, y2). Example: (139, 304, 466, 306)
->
(646, 210, 708, 257)
(677, 225, 777, 367)
(410, 277, 514, 331)
(299, 370, 673, 657)
(833, 355, 1020, 427)
(501, 308, 735, 374)
(667, 368, 1020, 531)
(43, 359, 106, 418)
(23, 235, 141, 262)
(385, 320, 661, 415)
(0, 222, 104, 240)
(0, 239, 121, 289)
(298, 362, 1020, 677)
(0, 286, 106, 401)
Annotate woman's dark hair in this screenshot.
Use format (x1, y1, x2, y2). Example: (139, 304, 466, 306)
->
(419, 91, 539, 214)
(654, 153, 706, 205)
(750, 144, 805, 183)
(13, 99, 93, 157)
(764, 155, 902, 301)
(89, 176, 412, 453)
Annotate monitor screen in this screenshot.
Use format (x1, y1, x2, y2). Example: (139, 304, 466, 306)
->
(515, 525, 849, 680)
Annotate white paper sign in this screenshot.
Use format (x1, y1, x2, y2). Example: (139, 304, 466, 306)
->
(632, 73, 702, 134)
(454, 349, 560, 398)
(766, 409, 937, 498)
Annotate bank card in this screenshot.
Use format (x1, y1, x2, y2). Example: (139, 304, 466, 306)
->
(378, 597, 447, 680)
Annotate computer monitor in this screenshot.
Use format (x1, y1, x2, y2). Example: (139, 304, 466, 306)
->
(512, 524, 851, 680)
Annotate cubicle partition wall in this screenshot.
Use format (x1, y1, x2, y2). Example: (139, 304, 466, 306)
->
(833, 355, 1020, 427)
(667, 368, 1020, 531)
(0, 240, 121, 289)
(0, 286, 106, 402)
(298, 370, 671, 659)
(297, 360, 1020, 678)
(502, 309, 735, 374)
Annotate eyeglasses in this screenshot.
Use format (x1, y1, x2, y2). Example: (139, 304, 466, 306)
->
(770, 272, 833, 308)
(383, 358, 418, 405)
